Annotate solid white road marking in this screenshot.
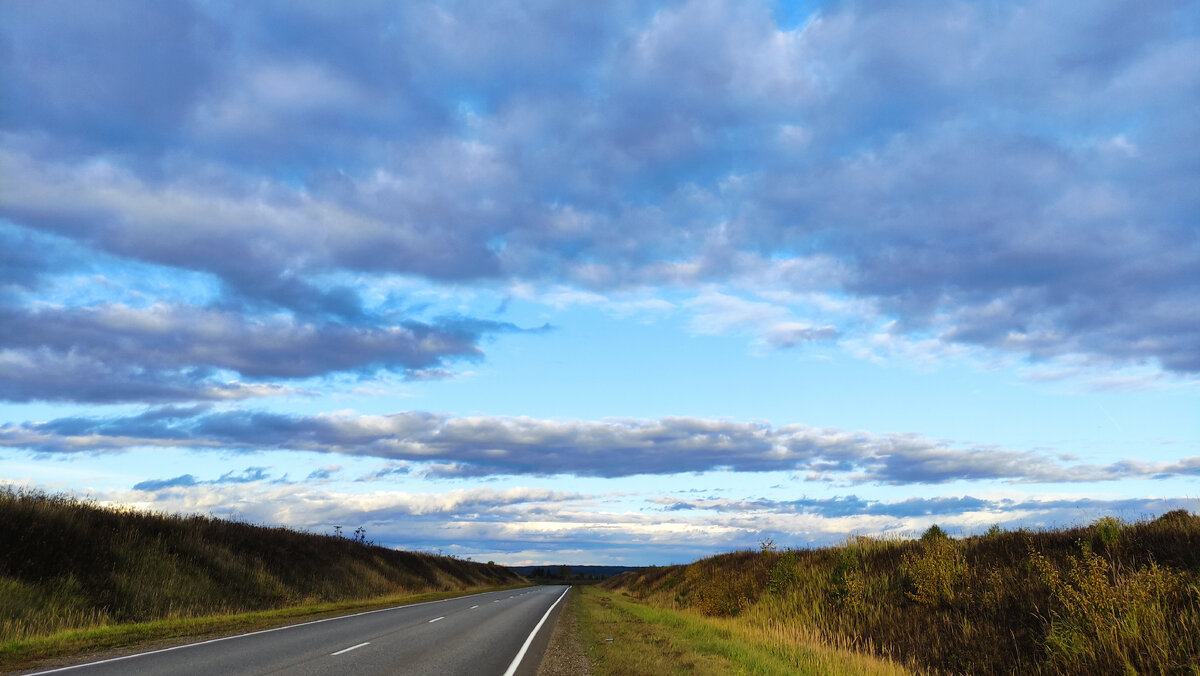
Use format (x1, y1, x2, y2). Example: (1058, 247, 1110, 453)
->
(331, 642, 370, 656)
(429, 616, 444, 623)
(501, 587, 570, 676)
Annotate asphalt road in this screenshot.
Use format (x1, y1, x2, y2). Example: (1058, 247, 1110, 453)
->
(24, 586, 570, 676)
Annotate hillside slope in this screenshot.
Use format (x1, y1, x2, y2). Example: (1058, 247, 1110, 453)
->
(0, 489, 523, 642)
(602, 513, 1200, 674)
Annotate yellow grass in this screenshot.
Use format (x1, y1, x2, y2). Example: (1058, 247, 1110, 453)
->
(576, 586, 911, 675)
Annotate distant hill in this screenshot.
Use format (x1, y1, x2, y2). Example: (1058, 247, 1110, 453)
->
(0, 488, 524, 643)
(510, 564, 645, 579)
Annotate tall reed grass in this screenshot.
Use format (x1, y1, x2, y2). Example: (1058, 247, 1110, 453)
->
(603, 512, 1200, 674)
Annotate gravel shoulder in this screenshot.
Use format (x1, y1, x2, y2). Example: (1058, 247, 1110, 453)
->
(536, 586, 593, 676)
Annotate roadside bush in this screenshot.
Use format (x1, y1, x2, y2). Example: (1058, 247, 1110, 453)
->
(901, 534, 965, 606)
(1092, 516, 1123, 553)
(830, 548, 865, 610)
(767, 550, 797, 595)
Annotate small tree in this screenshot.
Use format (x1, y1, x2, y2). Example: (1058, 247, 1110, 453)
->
(920, 524, 948, 542)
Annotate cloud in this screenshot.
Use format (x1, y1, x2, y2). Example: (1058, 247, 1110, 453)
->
(5, 409, 1197, 485)
(65, 475, 1197, 563)
(0, 222, 76, 292)
(686, 291, 839, 349)
(306, 465, 342, 480)
(649, 492, 1200, 542)
(131, 466, 272, 491)
(652, 494, 992, 518)
(1, 0, 1195, 376)
(0, 303, 523, 403)
(0, 1, 221, 151)
(128, 481, 594, 522)
(131, 475, 199, 491)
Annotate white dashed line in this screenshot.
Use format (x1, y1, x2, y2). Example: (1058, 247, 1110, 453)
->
(331, 642, 370, 656)
(429, 616, 444, 623)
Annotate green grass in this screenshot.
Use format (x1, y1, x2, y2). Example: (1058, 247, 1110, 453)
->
(0, 488, 527, 670)
(576, 586, 908, 675)
(602, 513, 1200, 674)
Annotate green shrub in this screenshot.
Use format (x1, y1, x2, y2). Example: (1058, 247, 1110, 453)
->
(920, 524, 949, 542)
(1093, 516, 1123, 553)
(901, 535, 965, 606)
(767, 550, 797, 595)
(830, 548, 865, 609)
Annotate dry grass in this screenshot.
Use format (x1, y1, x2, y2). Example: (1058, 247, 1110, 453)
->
(575, 586, 908, 675)
(602, 513, 1200, 674)
(0, 488, 523, 657)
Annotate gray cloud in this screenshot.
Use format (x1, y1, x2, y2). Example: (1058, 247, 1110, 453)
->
(0, 224, 68, 292)
(654, 495, 991, 518)
(651, 493, 1198, 531)
(4, 409, 1196, 485)
(306, 465, 342, 481)
(1, 0, 1195, 376)
(0, 304, 522, 403)
(132, 466, 271, 491)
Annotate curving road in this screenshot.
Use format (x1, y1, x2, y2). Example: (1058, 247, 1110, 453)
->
(24, 586, 569, 676)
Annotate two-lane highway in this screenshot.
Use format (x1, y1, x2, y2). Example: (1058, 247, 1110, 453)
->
(25, 586, 569, 676)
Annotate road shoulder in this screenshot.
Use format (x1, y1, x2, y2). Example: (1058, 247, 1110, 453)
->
(535, 587, 592, 676)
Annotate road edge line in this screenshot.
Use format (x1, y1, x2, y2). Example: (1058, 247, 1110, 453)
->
(501, 586, 570, 676)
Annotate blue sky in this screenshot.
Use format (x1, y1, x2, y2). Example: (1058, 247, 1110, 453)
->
(1, 0, 1198, 565)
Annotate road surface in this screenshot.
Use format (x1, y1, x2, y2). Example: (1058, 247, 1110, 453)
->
(24, 586, 569, 676)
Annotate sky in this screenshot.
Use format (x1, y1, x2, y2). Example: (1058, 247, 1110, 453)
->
(1, 0, 1198, 566)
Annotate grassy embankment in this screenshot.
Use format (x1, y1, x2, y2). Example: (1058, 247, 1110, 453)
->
(593, 513, 1200, 675)
(574, 585, 908, 675)
(0, 489, 525, 670)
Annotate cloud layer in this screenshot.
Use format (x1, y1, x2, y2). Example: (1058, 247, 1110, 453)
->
(7, 473, 1185, 564)
(0, 302, 523, 402)
(1, 1, 1197, 564)
(4, 408, 1196, 485)
(1, 0, 1197, 408)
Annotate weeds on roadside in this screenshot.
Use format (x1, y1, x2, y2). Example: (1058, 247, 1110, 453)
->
(0, 488, 522, 647)
(601, 511, 1200, 674)
(1029, 535, 1192, 673)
